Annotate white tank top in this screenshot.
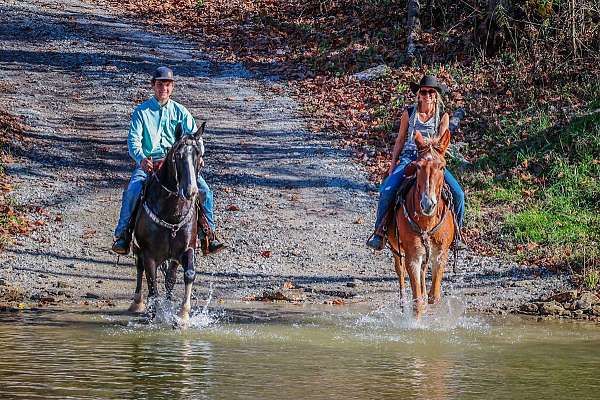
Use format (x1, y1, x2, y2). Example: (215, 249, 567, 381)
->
(402, 108, 437, 156)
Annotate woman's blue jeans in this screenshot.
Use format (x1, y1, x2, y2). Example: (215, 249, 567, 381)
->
(374, 153, 465, 233)
(114, 166, 215, 238)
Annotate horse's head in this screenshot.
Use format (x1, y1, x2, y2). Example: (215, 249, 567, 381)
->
(165, 121, 205, 200)
(406, 129, 451, 217)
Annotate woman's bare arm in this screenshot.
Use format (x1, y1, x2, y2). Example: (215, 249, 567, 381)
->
(438, 112, 450, 136)
(388, 110, 409, 176)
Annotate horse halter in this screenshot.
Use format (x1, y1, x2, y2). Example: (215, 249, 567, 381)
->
(152, 138, 203, 199)
(142, 137, 203, 237)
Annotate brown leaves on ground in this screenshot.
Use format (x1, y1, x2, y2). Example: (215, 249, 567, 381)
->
(101, 0, 598, 269)
(0, 108, 36, 248)
(108, 0, 596, 183)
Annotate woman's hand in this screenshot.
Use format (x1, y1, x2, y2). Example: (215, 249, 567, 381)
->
(387, 161, 397, 177)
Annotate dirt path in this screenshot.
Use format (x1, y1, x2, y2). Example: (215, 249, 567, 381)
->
(0, 0, 569, 313)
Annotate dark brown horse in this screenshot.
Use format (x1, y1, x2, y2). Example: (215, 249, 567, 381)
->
(387, 129, 455, 317)
(128, 123, 205, 325)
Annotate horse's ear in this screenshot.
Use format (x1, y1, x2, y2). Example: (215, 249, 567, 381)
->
(175, 122, 183, 142)
(414, 130, 426, 150)
(194, 121, 206, 140)
(437, 128, 451, 155)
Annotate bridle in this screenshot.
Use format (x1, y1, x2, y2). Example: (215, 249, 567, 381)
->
(142, 137, 203, 237)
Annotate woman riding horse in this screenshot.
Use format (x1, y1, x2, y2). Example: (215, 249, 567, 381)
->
(367, 75, 465, 250)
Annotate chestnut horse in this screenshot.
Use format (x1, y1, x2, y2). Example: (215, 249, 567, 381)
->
(387, 129, 455, 317)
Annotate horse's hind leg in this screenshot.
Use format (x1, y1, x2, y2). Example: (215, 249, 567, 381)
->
(128, 254, 146, 313)
(165, 260, 178, 300)
(178, 248, 196, 325)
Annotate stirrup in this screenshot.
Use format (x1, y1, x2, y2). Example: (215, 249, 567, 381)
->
(366, 233, 385, 251)
(111, 236, 131, 255)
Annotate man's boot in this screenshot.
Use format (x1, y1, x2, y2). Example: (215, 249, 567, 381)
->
(201, 230, 226, 256)
(196, 210, 225, 256)
(366, 233, 385, 250)
(112, 230, 132, 255)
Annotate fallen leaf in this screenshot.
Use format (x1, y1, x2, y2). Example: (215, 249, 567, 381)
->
(282, 281, 295, 289)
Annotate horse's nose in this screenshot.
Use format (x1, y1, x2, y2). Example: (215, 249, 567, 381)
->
(420, 195, 437, 216)
(187, 186, 198, 199)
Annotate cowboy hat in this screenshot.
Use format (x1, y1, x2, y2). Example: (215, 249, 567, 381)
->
(410, 75, 448, 95)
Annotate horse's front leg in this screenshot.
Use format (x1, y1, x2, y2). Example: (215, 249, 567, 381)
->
(165, 260, 179, 300)
(405, 249, 426, 318)
(428, 244, 449, 305)
(178, 248, 196, 325)
(393, 254, 407, 301)
(143, 255, 159, 318)
(128, 253, 146, 313)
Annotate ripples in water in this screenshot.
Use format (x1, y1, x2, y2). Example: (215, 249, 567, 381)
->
(1, 301, 599, 399)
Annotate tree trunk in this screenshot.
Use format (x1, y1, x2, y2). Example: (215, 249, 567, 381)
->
(474, 0, 508, 56)
(405, 0, 421, 61)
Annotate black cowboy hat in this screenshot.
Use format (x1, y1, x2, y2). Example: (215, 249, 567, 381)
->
(410, 75, 448, 95)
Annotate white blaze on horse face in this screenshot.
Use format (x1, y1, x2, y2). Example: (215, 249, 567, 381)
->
(419, 163, 438, 216)
(180, 147, 198, 199)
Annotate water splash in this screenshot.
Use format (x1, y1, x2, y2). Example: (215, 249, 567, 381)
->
(354, 296, 488, 333)
(123, 280, 221, 330)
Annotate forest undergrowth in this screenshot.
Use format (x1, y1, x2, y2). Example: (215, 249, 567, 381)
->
(102, 0, 599, 279)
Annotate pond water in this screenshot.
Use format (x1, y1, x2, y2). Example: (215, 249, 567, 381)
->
(0, 300, 599, 399)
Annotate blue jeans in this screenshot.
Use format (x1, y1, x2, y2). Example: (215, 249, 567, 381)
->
(114, 166, 215, 237)
(374, 152, 465, 232)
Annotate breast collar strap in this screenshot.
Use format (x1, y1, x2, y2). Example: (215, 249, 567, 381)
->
(143, 200, 195, 238)
(401, 197, 448, 266)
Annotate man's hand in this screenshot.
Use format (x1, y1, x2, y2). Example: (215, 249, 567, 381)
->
(141, 157, 153, 173)
(198, 157, 205, 168)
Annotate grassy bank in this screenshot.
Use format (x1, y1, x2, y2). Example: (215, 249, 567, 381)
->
(107, 0, 599, 276)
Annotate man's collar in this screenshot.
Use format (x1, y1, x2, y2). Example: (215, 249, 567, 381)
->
(151, 96, 171, 108)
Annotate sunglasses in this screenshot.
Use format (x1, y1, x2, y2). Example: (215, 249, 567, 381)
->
(419, 88, 438, 96)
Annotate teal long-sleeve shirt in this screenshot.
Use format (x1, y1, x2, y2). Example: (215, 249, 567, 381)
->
(127, 96, 203, 165)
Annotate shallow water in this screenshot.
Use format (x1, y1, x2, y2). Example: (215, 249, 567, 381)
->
(0, 300, 599, 400)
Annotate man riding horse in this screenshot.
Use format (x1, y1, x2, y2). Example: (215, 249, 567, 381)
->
(112, 66, 225, 256)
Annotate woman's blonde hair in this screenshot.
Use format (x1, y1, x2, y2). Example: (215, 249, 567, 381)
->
(412, 91, 445, 137)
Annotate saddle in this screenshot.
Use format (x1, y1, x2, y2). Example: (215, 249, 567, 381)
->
(390, 168, 458, 238)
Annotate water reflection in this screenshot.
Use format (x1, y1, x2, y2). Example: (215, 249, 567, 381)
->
(0, 306, 599, 399)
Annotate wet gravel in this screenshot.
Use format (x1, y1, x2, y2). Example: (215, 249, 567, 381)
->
(0, 0, 571, 313)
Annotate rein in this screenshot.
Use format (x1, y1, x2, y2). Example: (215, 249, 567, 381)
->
(141, 144, 197, 238)
(401, 184, 449, 267)
(150, 159, 180, 198)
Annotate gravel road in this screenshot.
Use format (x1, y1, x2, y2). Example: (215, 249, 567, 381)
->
(0, 0, 570, 314)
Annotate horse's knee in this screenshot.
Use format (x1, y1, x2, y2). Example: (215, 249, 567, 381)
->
(184, 269, 196, 284)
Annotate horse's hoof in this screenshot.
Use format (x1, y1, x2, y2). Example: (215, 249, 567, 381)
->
(128, 302, 146, 314)
(428, 297, 441, 305)
(176, 314, 190, 329)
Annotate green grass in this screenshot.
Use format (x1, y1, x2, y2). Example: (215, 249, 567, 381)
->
(463, 92, 600, 269)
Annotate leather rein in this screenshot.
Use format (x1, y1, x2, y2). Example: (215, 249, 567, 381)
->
(142, 156, 197, 238)
(400, 189, 449, 267)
